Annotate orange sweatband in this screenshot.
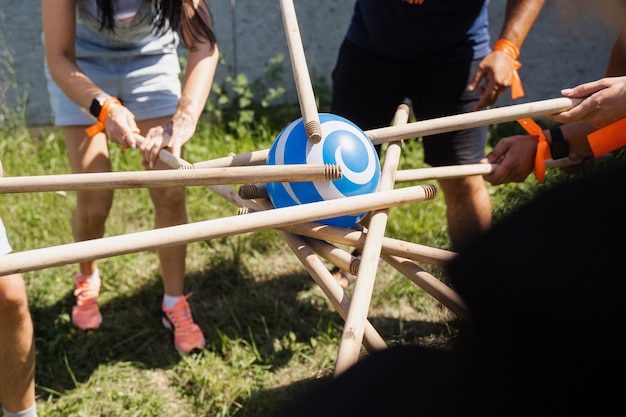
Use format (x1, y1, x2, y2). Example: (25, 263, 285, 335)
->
(85, 96, 122, 138)
(493, 39, 525, 100)
(517, 118, 551, 182)
(587, 117, 626, 157)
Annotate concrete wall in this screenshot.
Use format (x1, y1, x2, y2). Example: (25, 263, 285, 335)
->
(0, 0, 620, 127)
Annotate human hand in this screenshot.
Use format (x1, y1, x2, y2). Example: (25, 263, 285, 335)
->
(139, 121, 185, 169)
(467, 49, 518, 111)
(481, 134, 538, 185)
(103, 104, 140, 150)
(550, 76, 626, 128)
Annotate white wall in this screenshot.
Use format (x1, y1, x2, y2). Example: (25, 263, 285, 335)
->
(0, 0, 619, 127)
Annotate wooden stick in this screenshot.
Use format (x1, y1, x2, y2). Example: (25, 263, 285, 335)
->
(283, 222, 456, 266)
(393, 154, 606, 184)
(279, 0, 322, 144)
(0, 185, 436, 275)
(380, 253, 470, 322)
(302, 237, 360, 276)
(0, 164, 341, 194)
(183, 97, 582, 169)
(335, 104, 409, 375)
(235, 203, 455, 267)
(192, 149, 269, 169)
(395, 164, 496, 183)
(367, 97, 582, 145)
(168, 140, 452, 267)
(250, 197, 387, 353)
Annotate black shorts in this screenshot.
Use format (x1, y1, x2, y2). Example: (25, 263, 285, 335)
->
(330, 39, 488, 166)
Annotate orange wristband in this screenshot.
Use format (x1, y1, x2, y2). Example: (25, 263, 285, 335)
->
(85, 96, 122, 138)
(517, 118, 551, 182)
(587, 118, 626, 157)
(493, 39, 525, 100)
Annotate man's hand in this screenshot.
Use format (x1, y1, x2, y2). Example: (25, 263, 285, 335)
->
(481, 134, 538, 185)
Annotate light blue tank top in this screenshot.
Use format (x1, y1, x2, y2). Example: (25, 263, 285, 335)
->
(75, 0, 179, 57)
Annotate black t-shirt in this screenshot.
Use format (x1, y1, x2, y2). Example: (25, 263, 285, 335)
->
(346, 0, 491, 63)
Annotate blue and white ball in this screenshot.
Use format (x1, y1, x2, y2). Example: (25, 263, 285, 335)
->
(266, 113, 381, 228)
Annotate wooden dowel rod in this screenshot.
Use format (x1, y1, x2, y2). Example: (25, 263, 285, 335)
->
(381, 253, 470, 322)
(252, 199, 387, 352)
(235, 199, 455, 267)
(395, 164, 496, 183)
(335, 104, 408, 375)
(188, 97, 583, 170)
(279, 0, 321, 144)
(284, 222, 456, 266)
(0, 164, 341, 194)
(302, 237, 360, 276)
(192, 149, 269, 169)
(209, 163, 452, 269)
(0, 185, 436, 275)
(367, 97, 582, 145)
(394, 155, 611, 184)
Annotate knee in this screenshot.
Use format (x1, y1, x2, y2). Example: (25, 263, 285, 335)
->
(151, 186, 186, 214)
(0, 274, 28, 312)
(77, 191, 113, 224)
(439, 176, 488, 202)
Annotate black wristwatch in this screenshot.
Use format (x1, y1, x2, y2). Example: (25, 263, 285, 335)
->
(89, 94, 111, 119)
(548, 126, 569, 160)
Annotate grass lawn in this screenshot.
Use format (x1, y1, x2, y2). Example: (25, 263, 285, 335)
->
(0, 110, 588, 416)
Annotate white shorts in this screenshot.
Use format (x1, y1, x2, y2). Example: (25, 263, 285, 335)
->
(0, 217, 13, 256)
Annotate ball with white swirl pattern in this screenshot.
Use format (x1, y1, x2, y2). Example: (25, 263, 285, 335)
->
(266, 113, 381, 227)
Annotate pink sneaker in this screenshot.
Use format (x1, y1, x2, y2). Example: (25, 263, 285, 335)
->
(72, 272, 102, 330)
(162, 294, 205, 354)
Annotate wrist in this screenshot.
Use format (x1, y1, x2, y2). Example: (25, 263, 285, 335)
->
(493, 39, 520, 60)
(84, 95, 122, 138)
(89, 94, 112, 119)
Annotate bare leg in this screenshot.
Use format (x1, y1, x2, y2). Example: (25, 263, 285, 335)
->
(0, 274, 36, 413)
(62, 127, 114, 275)
(148, 176, 188, 296)
(136, 119, 188, 297)
(438, 176, 492, 252)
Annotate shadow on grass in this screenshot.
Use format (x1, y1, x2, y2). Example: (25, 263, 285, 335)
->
(29, 246, 459, 413)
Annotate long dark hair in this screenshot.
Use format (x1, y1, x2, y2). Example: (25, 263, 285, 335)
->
(96, 0, 217, 50)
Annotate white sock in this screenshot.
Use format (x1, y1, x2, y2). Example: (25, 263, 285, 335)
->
(78, 268, 100, 281)
(3, 402, 38, 417)
(163, 294, 182, 310)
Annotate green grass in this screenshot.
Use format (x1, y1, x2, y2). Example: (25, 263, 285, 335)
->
(0, 111, 595, 416)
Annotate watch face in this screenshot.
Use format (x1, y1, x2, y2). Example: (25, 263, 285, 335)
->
(89, 98, 102, 119)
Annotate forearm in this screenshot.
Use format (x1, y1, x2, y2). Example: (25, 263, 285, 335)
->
(173, 43, 220, 143)
(605, 18, 626, 76)
(553, 122, 596, 158)
(499, 0, 544, 47)
(47, 57, 104, 111)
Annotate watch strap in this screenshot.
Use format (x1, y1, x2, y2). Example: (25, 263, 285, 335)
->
(549, 126, 569, 160)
